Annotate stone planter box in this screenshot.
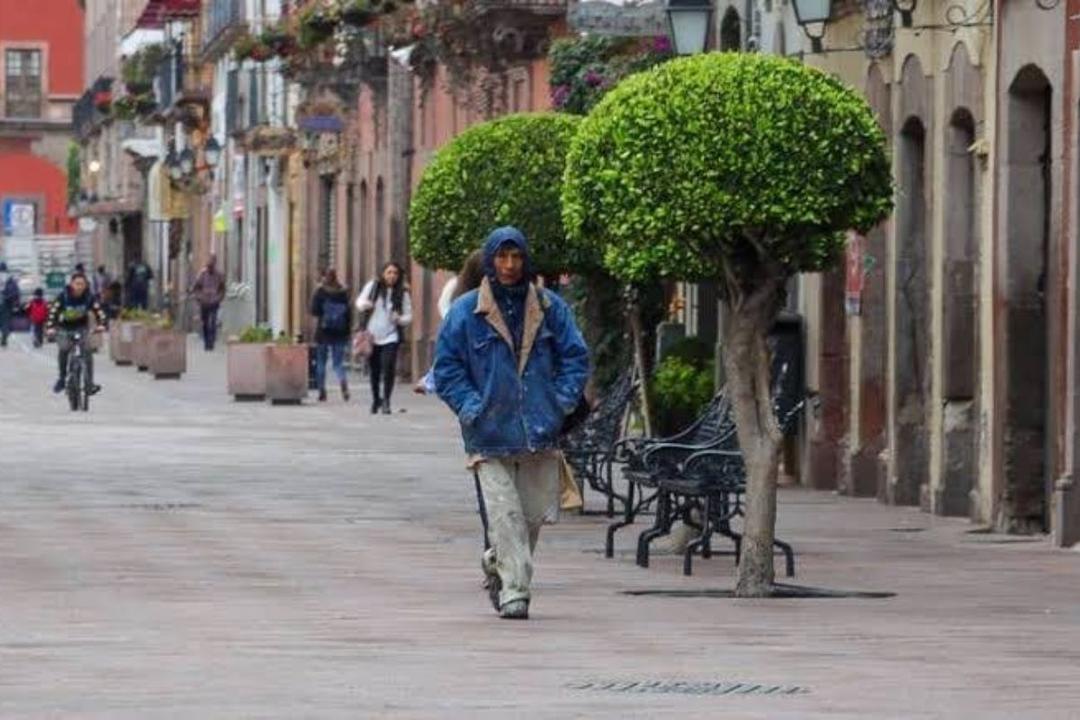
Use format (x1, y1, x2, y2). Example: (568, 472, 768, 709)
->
(265, 344, 309, 405)
(109, 321, 141, 366)
(145, 329, 187, 379)
(132, 324, 150, 371)
(227, 341, 269, 401)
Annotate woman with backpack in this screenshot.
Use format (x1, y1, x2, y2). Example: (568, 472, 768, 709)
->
(355, 261, 413, 415)
(310, 269, 353, 402)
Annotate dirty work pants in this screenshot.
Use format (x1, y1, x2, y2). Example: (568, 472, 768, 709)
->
(477, 452, 560, 607)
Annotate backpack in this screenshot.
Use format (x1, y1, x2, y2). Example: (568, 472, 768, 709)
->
(321, 297, 349, 333)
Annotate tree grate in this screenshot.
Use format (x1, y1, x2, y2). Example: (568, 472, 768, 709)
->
(566, 679, 809, 697)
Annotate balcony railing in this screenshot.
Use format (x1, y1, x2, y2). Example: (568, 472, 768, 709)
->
(202, 0, 247, 60)
(73, 77, 115, 141)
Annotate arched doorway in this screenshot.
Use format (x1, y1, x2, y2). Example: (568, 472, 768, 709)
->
(1001, 64, 1053, 533)
(940, 106, 979, 516)
(895, 114, 930, 506)
(720, 7, 742, 51)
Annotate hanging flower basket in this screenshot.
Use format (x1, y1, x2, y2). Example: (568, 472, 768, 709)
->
(340, 0, 378, 26)
(93, 91, 112, 111)
(250, 43, 274, 62)
(298, 5, 340, 48)
(260, 25, 296, 57)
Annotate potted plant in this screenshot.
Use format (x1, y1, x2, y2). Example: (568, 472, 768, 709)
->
(234, 33, 260, 62)
(265, 333, 309, 404)
(143, 314, 187, 379)
(227, 326, 273, 401)
(298, 3, 340, 48)
(110, 308, 147, 365)
(260, 23, 296, 58)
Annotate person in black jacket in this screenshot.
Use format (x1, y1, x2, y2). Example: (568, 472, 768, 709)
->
(47, 273, 107, 395)
(310, 269, 353, 402)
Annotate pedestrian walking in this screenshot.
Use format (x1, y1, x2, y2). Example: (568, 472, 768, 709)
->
(355, 262, 413, 415)
(310, 268, 353, 402)
(126, 259, 153, 309)
(26, 288, 49, 348)
(415, 249, 485, 395)
(190, 254, 226, 351)
(0, 262, 19, 348)
(433, 227, 589, 620)
(92, 265, 111, 298)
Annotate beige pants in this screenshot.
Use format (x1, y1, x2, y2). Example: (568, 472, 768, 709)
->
(477, 452, 561, 607)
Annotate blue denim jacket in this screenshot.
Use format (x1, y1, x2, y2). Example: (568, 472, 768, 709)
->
(434, 277, 590, 457)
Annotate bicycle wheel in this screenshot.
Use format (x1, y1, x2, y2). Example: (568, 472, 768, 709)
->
(67, 360, 81, 412)
(80, 363, 90, 412)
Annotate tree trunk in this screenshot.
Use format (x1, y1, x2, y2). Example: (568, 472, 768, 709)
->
(724, 284, 784, 598)
(628, 297, 654, 436)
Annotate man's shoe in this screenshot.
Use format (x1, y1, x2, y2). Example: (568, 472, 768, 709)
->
(88, 384, 102, 396)
(370, 399, 380, 414)
(499, 599, 529, 620)
(318, 388, 328, 402)
(381, 403, 392, 415)
(341, 381, 350, 402)
(52, 379, 65, 394)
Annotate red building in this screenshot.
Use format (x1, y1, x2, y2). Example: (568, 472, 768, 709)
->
(0, 0, 83, 236)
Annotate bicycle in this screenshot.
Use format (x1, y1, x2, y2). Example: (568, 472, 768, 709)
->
(52, 326, 104, 412)
(65, 330, 91, 412)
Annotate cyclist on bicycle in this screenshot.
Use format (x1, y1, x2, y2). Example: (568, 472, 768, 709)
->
(47, 272, 107, 395)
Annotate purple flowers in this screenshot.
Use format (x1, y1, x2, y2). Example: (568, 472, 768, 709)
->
(551, 84, 571, 108)
(584, 69, 604, 88)
(651, 35, 672, 54)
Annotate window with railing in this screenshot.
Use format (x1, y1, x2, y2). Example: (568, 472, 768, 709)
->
(204, 0, 246, 50)
(4, 49, 43, 119)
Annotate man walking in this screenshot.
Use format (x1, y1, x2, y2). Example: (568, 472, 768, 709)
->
(190, 254, 226, 351)
(126, 259, 153, 309)
(434, 227, 589, 620)
(0, 262, 19, 348)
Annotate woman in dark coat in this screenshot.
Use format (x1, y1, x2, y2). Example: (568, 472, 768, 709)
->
(310, 269, 353, 402)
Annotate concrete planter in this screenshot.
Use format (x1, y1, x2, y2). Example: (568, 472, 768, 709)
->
(265, 344, 309, 405)
(145, 329, 187, 379)
(132, 324, 150, 371)
(227, 341, 269, 401)
(109, 321, 141, 366)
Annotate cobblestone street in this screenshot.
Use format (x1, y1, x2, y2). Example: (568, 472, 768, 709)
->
(1, 336, 1079, 718)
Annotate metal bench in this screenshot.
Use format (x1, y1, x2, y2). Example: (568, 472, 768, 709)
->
(560, 368, 639, 516)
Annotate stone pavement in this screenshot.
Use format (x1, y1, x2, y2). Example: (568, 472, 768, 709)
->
(1, 333, 1079, 719)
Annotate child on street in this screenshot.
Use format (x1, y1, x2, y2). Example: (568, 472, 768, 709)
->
(26, 288, 49, 347)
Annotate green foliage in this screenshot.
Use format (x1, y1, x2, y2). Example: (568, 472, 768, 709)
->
(562, 53, 893, 287)
(549, 35, 673, 116)
(119, 308, 153, 321)
(662, 335, 713, 367)
(650, 355, 714, 436)
(237, 326, 274, 343)
(410, 112, 597, 274)
(66, 143, 80, 205)
(121, 43, 166, 93)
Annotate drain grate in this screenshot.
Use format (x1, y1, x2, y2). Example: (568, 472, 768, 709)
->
(567, 679, 809, 697)
(622, 584, 894, 599)
(887, 527, 927, 533)
(121, 502, 203, 511)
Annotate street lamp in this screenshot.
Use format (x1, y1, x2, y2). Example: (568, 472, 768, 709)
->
(665, 0, 714, 56)
(791, 0, 832, 54)
(203, 136, 222, 170)
(165, 146, 183, 181)
(179, 148, 196, 176)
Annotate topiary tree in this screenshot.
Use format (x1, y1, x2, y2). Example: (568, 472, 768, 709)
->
(563, 52, 892, 597)
(410, 112, 596, 275)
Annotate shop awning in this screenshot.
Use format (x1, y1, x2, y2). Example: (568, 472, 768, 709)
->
(136, 0, 202, 29)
